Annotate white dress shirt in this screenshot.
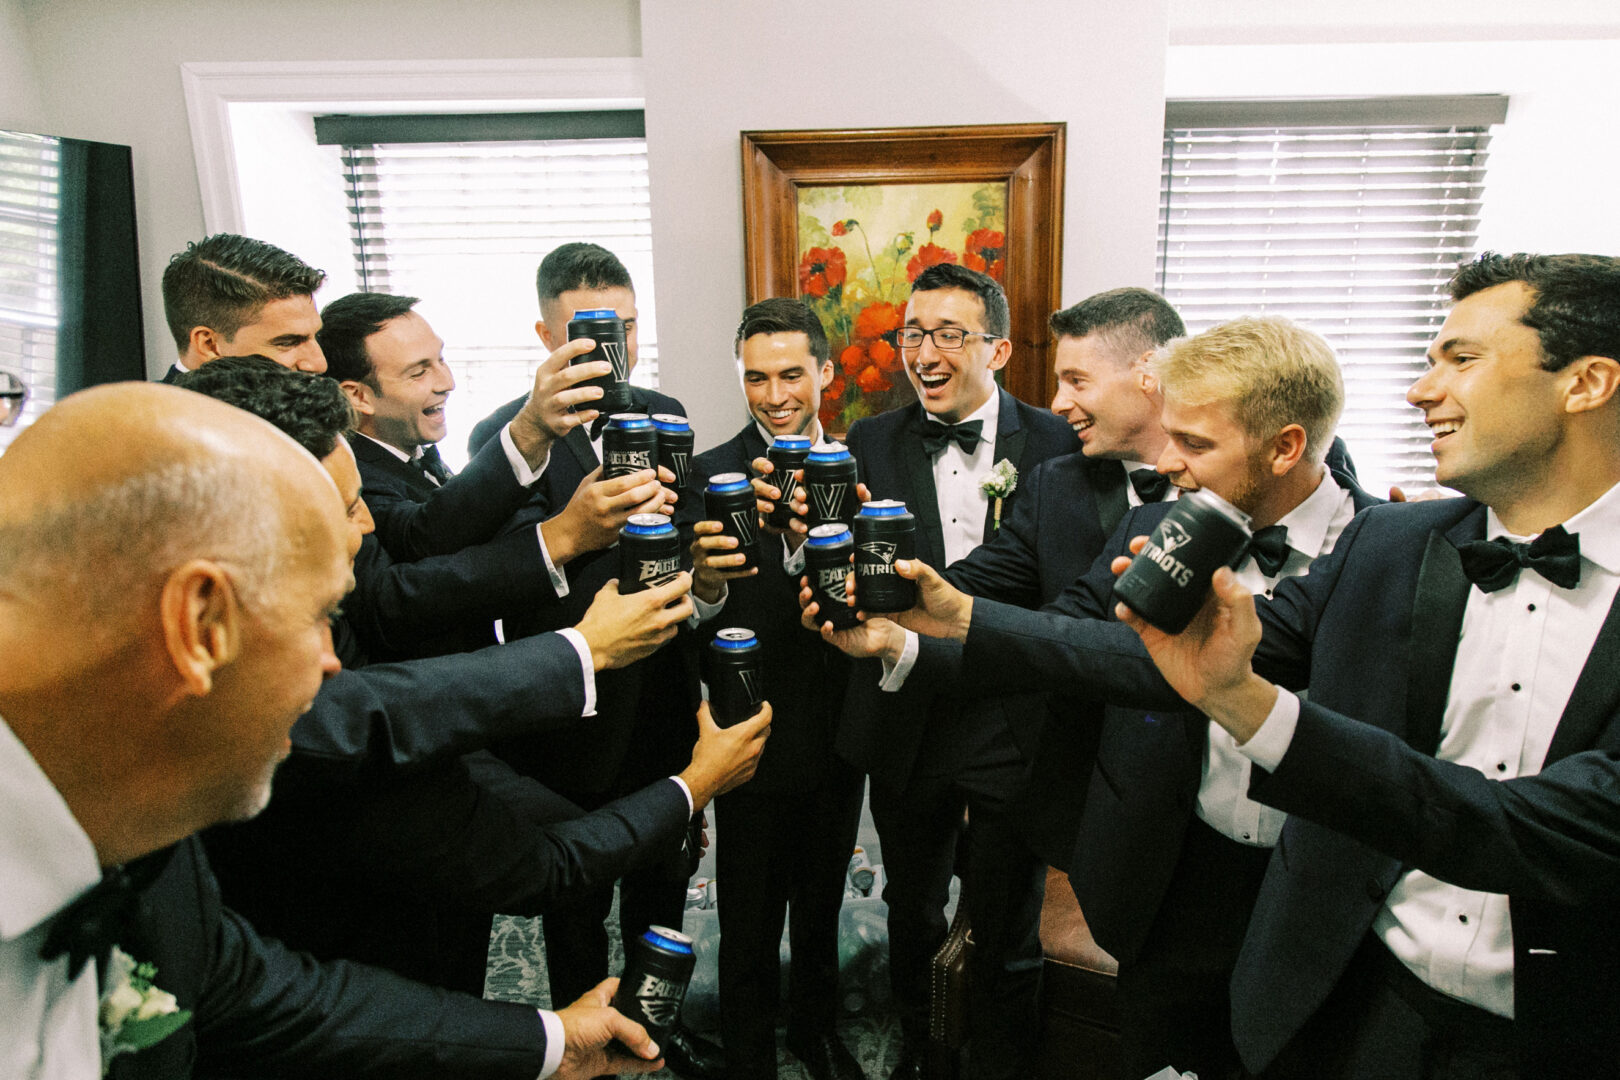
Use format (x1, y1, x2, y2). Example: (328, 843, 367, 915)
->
(1198, 471, 1354, 848)
(1244, 480, 1620, 1018)
(0, 717, 109, 1080)
(927, 393, 1001, 566)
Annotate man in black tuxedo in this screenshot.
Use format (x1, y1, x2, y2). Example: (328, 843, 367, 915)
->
(906, 253, 1620, 1080)
(685, 298, 866, 1080)
(0, 382, 664, 1078)
(469, 242, 722, 1078)
(813, 263, 1077, 1080)
(158, 233, 327, 380)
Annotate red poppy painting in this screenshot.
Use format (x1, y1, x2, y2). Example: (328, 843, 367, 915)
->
(797, 182, 1008, 433)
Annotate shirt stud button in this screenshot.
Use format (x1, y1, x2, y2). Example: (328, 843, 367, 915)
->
(1512, 683, 1522, 692)
(1459, 914, 1469, 924)
(1497, 762, 1508, 773)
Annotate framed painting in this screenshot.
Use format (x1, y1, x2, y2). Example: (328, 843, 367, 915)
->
(741, 123, 1064, 435)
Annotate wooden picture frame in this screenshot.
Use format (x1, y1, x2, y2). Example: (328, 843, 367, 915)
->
(741, 123, 1065, 416)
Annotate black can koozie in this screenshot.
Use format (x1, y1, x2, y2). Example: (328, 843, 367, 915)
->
(653, 414, 694, 491)
(1112, 488, 1252, 634)
(612, 926, 696, 1046)
(803, 441, 858, 529)
(618, 513, 682, 595)
(707, 627, 765, 727)
(567, 308, 633, 414)
(804, 524, 860, 631)
(704, 472, 759, 573)
(602, 413, 658, 480)
(853, 499, 917, 613)
(765, 434, 812, 530)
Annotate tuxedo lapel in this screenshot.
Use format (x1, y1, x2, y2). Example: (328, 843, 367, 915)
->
(740, 425, 769, 471)
(1545, 587, 1620, 764)
(1092, 459, 1130, 538)
(898, 405, 947, 567)
(563, 425, 598, 477)
(350, 434, 434, 498)
(981, 389, 1027, 543)
(1403, 505, 1486, 756)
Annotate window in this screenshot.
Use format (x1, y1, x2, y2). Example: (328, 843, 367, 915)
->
(317, 110, 656, 466)
(0, 131, 60, 452)
(1158, 96, 1507, 495)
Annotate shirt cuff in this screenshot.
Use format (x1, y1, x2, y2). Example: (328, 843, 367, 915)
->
(1235, 687, 1300, 772)
(782, 537, 806, 575)
(535, 523, 570, 598)
(556, 627, 598, 717)
(668, 775, 695, 816)
(537, 1009, 564, 1078)
(500, 422, 549, 487)
(690, 583, 727, 626)
(879, 630, 921, 691)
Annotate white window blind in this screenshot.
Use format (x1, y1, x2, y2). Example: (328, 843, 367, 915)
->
(0, 131, 60, 452)
(320, 112, 656, 468)
(1158, 96, 1507, 495)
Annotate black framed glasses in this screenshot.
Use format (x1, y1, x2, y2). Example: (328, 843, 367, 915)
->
(0, 369, 28, 428)
(893, 327, 1002, 351)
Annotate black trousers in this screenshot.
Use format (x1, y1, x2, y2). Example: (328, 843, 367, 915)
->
(714, 763, 866, 1079)
(870, 758, 1046, 1080)
(1113, 819, 1273, 1080)
(1260, 935, 1518, 1080)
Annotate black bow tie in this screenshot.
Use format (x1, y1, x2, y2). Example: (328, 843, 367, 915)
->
(1129, 468, 1171, 504)
(1246, 524, 1292, 578)
(915, 418, 983, 456)
(414, 445, 452, 485)
(39, 852, 169, 980)
(1456, 525, 1582, 593)
(588, 414, 616, 442)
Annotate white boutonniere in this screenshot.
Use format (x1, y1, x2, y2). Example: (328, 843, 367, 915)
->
(980, 458, 1018, 530)
(99, 946, 191, 1075)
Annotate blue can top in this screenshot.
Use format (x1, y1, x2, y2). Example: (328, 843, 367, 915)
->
(806, 441, 851, 464)
(571, 308, 620, 320)
(859, 500, 910, 517)
(651, 413, 690, 433)
(641, 926, 695, 954)
(771, 434, 813, 451)
(622, 514, 676, 537)
(706, 472, 752, 495)
(607, 413, 653, 430)
(806, 524, 852, 547)
(712, 627, 759, 650)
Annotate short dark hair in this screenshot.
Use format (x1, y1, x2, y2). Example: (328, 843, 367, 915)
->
(1049, 287, 1185, 362)
(1450, 252, 1620, 372)
(909, 263, 1010, 339)
(536, 242, 634, 316)
(317, 292, 421, 386)
(734, 297, 831, 364)
(161, 234, 325, 353)
(175, 355, 355, 460)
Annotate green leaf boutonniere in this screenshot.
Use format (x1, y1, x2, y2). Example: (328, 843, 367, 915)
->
(100, 947, 192, 1076)
(980, 458, 1019, 530)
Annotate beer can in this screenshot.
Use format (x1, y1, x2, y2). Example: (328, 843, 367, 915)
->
(848, 847, 875, 894)
(619, 513, 683, 595)
(803, 442, 859, 529)
(611, 925, 696, 1045)
(704, 472, 759, 574)
(805, 524, 861, 631)
(1112, 488, 1252, 634)
(853, 500, 917, 613)
(765, 434, 813, 530)
(652, 414, 695, 491)
(685, 881, 708, 910)
(602, 413, 659, 480)
(567, 308, 633, 414)
(707, 627, 765, 727)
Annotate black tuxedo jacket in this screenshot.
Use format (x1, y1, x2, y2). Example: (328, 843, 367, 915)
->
(160, 364, 183, 385)
(109, 838, 547, 1079)
(471, 387, 702, 797)
(963, 496, 1620, 1076)
(692, 423, 851, 795)
(837, 390, 1078, 784)
(349, 429, 537, 562)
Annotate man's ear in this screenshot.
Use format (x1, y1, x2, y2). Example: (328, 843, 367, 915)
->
(159, 560, 241, 699)
(986, 336, 1013, 373)
(1563, 355, 1620, 416)
(535, 320, 558, 351)
(187, 326, 224, 363)
(1269, 424, 1310, 476)
(818, 358, 835, 392)
(340, 380, 375, 417)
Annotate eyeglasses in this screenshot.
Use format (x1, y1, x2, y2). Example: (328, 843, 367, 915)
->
(893, 327, 1002, 351)
(0, 369, 28, 428)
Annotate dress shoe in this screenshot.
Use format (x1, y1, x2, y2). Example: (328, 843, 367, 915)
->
(663, 1023, 726, 1080)
(786, 1031, 867, 1080)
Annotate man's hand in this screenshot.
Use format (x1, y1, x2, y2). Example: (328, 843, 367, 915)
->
(691, 520, 757, 604)
(1112, 537, 1277, 742)
(541, 466, 669, 565)
(509, 339, 612, 466)
(886, 559, 973, 642)
(677, 700, 773, 810)
(552, 977, 663, 1080)
(1389, 485, 1448, 503)
(750, 456, 807, 552)
(575, 574, 694, 671)
(796, 573, 909, 660)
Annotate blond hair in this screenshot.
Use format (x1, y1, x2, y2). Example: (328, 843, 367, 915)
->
(1150, 316, 1345, 463)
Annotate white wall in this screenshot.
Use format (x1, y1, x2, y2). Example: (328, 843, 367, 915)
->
(13, 0, 641, 376)
(0, 0, 46, 133)
(1168, 0, 1620, 44)
(640, 0, 1169, 443)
